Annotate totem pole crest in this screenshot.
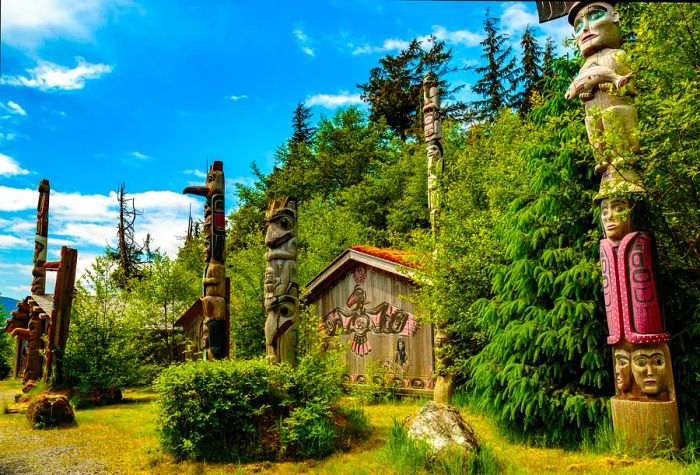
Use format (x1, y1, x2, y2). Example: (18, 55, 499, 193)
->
(264, 196, 299, 365)
(184, 161, 228, 360)
(537, 1, 681, 450)
(32, 180, 50, 295)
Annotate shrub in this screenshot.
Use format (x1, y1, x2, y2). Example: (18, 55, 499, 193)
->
(155, 353, 368, 462)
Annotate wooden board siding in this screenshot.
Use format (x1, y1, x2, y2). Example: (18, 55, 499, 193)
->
(311, 263, 434, 391)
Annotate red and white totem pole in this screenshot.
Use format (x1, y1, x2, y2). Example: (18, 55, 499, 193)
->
(184, 161, 229, 360)
(537, 1, 680, 450)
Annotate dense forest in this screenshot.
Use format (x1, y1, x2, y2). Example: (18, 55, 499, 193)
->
(9, 3, 695, 448)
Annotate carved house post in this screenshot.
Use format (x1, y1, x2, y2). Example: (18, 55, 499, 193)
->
(537, 1, 680, 450)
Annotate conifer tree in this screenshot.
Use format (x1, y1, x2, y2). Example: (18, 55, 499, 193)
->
(542, 37, 556, 78)
(290, 102, 315, 148)
(106, 183, 144, 288)
(469, 57, 610, 445)
(514, 26, 543, 115)
(472, 10, 519, 121)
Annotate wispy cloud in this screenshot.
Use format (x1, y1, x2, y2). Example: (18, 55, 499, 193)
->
(500, 3, 572, 53)
(0, 235, 31, 249)
(353, 38, 410, 55)
(0, 153, 30, 177)
(229, 94, 248, 102)
(427, 25, 483, 47)
(0, 0, 138, 50)
(2, 57, 113, 92)
(0, 100, 28, 117)
(130, 151, 149, 160)
(305, 92, 364, 109)
(184, 169, 207, 178)
(293, 28, 315, 57)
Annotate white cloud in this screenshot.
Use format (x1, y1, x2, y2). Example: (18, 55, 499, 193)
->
(0, 0, 136, 50)
(305, 92, 364, 109)
(1, 100, 28, 116)
(353, 38, 410, 55)
(500, 2, 572, 54)
(500, 3, 540, 35)
(0, 235, 31, 249)
(427, 25, 483, 47)
(0, 132, 18, 143)
(0, 153, 30, 177)
(293, 28, 315, 57)
(2, 57, 113, 92)
(130, 151, 149, 160)
(229, 95, 248, 101)
(184, 169, 207, 178)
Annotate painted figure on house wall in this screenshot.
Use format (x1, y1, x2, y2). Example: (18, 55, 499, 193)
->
(184, 161, 227, 360)
(264, 196, 299, 364)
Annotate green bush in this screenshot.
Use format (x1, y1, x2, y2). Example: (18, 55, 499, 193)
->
(155, 352, 369, 462)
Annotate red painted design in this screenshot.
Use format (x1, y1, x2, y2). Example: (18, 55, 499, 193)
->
(600, 232, 669, 345)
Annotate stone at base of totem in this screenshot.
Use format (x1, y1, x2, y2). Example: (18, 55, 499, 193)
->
(433, 374, 455, 404)
(404, 401, 479, 454)
(611, 397, 680, 451)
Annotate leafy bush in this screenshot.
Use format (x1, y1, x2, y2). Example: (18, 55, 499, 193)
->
(0, 331, 13, 379)
(155, 351, 368, 462)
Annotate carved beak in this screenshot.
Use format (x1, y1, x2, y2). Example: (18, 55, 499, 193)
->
(183, 186, 208, 197)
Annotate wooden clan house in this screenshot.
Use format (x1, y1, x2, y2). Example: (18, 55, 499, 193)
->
(306, 246, 434, 394)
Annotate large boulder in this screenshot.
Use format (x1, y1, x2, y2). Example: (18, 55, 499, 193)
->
(26, 394, 75, 428)
(404, 401, 479, 454)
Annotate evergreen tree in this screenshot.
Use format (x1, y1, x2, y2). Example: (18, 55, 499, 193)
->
(472, 10, 519, 121)
(514, 26, 543, 115)
(358, 37, 465, 141)
(290, 102, 315, 148)
(469, 57, 609, 445)
(542, 37, 556, 77)
(106, 183, 144, 288)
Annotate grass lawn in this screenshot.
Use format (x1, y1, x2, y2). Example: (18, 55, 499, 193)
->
(0, 378, 695, 474)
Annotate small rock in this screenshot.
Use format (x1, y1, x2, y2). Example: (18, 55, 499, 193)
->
(404, 401, 479, 454)
(26, 394, 75, 428)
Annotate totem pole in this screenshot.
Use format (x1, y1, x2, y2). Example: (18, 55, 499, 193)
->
(184, 161, 228, 360)
(32, 179, 50, 295)
(423, 72, 453, 404)
(537, 1, 680, 450)
(263, 197, 299, 365)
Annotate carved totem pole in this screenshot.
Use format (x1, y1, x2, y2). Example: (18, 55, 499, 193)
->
(263, 197, 299, 365)
(32, 179, 50, 295)
(423, 72, 453, 404)
(537, 1, 680, 449)
(184, 161, 229, 360)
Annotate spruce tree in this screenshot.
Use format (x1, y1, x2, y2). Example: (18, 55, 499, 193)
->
(291, 102, 315, 148)
(514, 26, 543, 115)
(469, 57, 610, 445)
(472, 10, 519, 121)
(106, 183, 144, 288)
(542, 37, 556, 78)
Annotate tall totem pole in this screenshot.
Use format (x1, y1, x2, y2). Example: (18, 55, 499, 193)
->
(537, 1, 680, 449)
(263, 197, 299, 365)
(423, 72, 453, 404)
(184, 161, 228, 360)
(32, 180, 50, 295)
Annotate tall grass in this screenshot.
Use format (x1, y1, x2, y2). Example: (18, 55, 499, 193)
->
(383, 419, 500, 475)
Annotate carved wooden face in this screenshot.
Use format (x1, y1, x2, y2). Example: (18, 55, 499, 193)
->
(573, 2, 621, 56)
(601, 198, 631, 242)
(265, 213, 295, 248)
(614, 348, 632, 392)
(631, 347, 667, 396)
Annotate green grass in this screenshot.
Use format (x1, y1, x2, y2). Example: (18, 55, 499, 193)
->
(0, 378, 696, 474)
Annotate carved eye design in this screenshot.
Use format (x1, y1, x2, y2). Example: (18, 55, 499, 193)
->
(589, 8, 607, 23)
(575, 20, 584, 34)
(652, 356, 664, 367)
(634, 357, 648, 368)
(280, 218, 290, 230)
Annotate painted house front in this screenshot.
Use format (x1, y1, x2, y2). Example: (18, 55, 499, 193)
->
(305, 246, 434, 393)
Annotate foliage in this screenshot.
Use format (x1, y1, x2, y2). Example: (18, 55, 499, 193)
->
(155, 351, 364, 462)
(105, 183, 146, 288)
(0, 300, 13, 379)
(514, 26, 543, 116)
(468, 56, 610, 447)
(64, 256, 155, 394)
(471, 10, 519, 121)
(358, 38, 466, 141)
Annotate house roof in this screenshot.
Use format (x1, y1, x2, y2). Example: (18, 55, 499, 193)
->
(304, 246, 417, 303)
(174, 298, 203, 328)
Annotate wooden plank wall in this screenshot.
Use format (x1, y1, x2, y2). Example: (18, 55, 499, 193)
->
(312, 264, 434, 390)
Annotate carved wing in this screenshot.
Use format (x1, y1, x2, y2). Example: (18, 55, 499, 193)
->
(600, 239, 622, 345)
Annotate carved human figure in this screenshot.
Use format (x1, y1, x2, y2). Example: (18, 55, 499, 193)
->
(600, 198, 631, 243)
(423, 73, 444, 229)
(264, 197, 299, 364)
(613, 347, 632, 393)
(183, 161, 227, 360)
(566, 1, 640, 171)
(631, 346, 668, 397)
(23, 317, 44, 381)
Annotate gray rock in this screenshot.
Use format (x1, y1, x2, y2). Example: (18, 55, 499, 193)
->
(404, 401, 479, 454)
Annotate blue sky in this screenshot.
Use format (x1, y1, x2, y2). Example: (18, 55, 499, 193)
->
(0, 0, 571, 300)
